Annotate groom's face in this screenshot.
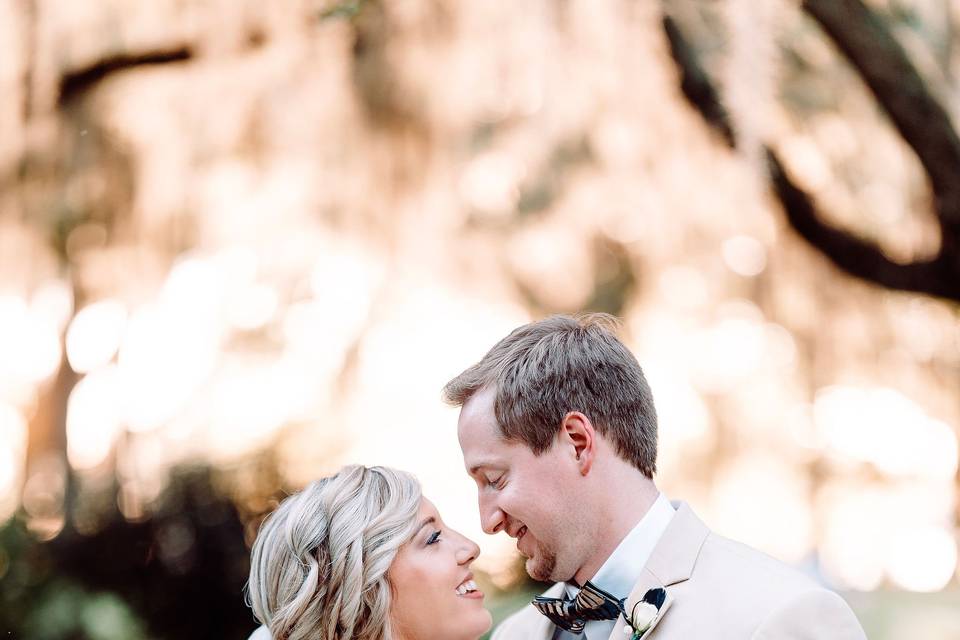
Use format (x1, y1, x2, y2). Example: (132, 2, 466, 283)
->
(457, 386, 586, 583)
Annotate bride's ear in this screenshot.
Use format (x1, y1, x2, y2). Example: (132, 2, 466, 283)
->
(559, 412, 594, 475)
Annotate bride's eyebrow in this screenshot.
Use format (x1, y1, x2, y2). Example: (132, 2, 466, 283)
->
(415, 516, 437, 536)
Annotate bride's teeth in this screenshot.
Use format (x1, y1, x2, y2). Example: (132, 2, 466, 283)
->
(456, 580, 478, 595)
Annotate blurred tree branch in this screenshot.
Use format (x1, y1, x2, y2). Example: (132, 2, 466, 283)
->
(662, 0, 960, 302)
(661, 14, 735, 149)
(58, 48, 193, 106)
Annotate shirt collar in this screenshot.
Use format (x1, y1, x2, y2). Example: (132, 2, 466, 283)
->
(565, 492, 675, 600)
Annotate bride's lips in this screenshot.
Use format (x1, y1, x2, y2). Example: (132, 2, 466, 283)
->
(458, 585, 484, 600)
(455, 573, 484, 600)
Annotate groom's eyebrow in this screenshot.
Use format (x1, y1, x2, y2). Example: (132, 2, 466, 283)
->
(467, 459, 500, 476)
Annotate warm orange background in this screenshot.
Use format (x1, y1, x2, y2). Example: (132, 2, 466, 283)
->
(1, 1, 958, 638)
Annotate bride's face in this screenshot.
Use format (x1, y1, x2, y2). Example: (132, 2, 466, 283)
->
(388, 498, 492, 640)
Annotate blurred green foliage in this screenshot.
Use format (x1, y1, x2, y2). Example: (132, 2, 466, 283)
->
(0, 467, 261, 640)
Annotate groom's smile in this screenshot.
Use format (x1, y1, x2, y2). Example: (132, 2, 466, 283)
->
(514, 525, 532, 556)
(511, 523, 542, 563)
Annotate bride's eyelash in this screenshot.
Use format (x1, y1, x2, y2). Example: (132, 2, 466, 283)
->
(427, 530, 442, 545)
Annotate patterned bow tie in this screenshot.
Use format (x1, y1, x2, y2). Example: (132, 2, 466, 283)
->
(532, 581, 623, 634)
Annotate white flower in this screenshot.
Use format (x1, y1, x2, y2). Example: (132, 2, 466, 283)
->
(627, 601, 659, 634)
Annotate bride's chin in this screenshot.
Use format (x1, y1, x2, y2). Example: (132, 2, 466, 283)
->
(473, 611, 493, 638)
(460, 607, 492, 639)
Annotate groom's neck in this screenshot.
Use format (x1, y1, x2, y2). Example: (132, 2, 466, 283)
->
(571, 470, 660, 586)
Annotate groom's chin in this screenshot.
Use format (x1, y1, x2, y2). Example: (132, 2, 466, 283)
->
(525, 554, 557, 583)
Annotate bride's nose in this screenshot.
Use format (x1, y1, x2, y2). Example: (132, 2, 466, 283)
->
(455, 535, 480, 566)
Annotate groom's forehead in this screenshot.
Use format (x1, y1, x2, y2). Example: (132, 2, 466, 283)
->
(458, 420, 503, 462)
(457, 390, 499, 442)
(458, 418, 509, 468)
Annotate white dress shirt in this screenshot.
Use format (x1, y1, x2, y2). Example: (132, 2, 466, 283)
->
(557, 493, 675, 640)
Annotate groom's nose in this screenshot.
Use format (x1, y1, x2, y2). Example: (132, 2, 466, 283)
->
(479, 495, 506, 535)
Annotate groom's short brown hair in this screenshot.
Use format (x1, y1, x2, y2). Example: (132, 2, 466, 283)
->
(443, 313, 658, 477)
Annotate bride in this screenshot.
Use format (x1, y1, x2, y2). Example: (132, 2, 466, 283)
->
(246, 465, 493, 640)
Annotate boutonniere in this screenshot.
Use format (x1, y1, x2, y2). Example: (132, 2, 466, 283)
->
(618, 588, 666, 639)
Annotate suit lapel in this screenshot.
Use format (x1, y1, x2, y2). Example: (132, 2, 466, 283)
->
(603, 568, 673, 640)
(638, 592, 674, 640)
(643, 502, 709, 586)
(604, 502, 710, 640)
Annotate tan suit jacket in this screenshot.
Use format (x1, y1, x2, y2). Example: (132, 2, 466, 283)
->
(493, 503, 866, 640)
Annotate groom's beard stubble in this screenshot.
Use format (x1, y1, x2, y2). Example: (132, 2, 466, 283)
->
(526, 540, 558, 583)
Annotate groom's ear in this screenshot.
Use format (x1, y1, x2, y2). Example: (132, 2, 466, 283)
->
(559, 412, 594, 475)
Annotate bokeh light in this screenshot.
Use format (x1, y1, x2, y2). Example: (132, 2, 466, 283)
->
(1, 2, 958, 638)
(66, 300, 127, 374)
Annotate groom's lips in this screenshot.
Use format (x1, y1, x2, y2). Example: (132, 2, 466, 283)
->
(516, 526, 529, 554)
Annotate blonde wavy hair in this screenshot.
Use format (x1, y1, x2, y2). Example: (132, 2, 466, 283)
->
(246, 465, 422, 640)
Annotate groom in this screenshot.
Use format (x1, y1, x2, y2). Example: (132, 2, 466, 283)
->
(444, 314, 866, 639)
